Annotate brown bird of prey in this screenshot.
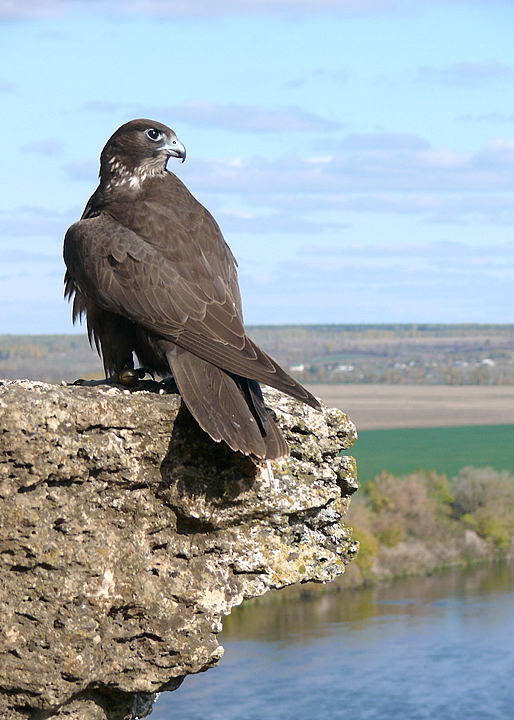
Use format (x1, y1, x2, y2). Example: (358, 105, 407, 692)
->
(64, 119, 320, 459)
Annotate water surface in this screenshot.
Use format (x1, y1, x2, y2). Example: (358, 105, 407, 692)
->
(153, 564, 514, 720)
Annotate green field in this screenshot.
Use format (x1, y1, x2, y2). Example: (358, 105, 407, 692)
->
(351, 424, 514, 482)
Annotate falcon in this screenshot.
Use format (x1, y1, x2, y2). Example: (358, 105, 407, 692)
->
(64, 119, 320, 459)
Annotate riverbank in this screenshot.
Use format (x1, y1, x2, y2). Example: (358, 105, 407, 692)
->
(337, 465, 514, 591)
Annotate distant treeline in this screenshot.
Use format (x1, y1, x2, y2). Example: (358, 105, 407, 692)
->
(1, 323, 514, 384)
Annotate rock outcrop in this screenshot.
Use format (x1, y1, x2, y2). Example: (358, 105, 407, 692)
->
(0, 379, 357, 719)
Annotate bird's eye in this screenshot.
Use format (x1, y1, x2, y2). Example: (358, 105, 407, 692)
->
(145, 128, 162, 142)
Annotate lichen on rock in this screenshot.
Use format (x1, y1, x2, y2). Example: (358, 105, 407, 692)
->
(0, 379, 357, 720)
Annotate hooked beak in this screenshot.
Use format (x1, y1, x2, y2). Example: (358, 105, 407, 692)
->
(165, 137, 186, 163)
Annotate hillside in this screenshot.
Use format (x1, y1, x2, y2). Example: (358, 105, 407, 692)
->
(1, 324, 513, 385)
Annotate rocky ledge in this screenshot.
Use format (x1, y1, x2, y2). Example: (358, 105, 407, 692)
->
(0, 379, 357, 720)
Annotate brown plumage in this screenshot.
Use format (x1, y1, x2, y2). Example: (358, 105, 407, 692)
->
(63, 118, 320, 459)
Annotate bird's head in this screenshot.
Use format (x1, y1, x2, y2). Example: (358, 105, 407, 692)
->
(99, 118, 186, 184)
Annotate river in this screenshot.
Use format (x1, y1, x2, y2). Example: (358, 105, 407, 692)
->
(152, 563, 514, 720)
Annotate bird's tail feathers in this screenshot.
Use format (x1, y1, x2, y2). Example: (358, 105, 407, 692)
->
(242, 378, 289, 460)
(167, 347, 288, 460)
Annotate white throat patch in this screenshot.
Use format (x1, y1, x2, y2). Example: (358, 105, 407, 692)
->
(105, 156, 161, 191)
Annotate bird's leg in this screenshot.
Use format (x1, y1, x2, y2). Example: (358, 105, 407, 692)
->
(70, 366, 151, 388)
(70, 373, 127, 387)
(266, 460, 275, 482)
(70, 368, 180, 394)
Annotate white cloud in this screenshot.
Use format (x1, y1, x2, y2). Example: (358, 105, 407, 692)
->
(337, 133, 430, 150)
(67, 159, 97, 180)
(298, 240, 514, 258)
(0, 0, 414, 20)
(418, 147, 470, 169)
(20, 138, 65, 155)
(83, 100, 340, 133)
(0, 0, 506, 21)
(0, 206, 76, 237)
(216, 209, 349, 233)
(287, 67, 349, 89)
(170, 101, 341, 132)
(417, 60, 514, 88)
(3, 248, 56, 263)
(306, 155, 334, 164)
(459, 112, 514, 124)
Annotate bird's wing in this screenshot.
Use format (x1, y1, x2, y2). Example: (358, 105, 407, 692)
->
(64, 213, 320, 407)
(136, 196, 244, 321)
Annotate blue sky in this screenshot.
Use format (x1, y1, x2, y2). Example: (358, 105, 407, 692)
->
(1, 0, 514, 333)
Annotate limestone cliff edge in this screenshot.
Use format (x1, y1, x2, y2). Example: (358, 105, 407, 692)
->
(0, 379, 357, 719)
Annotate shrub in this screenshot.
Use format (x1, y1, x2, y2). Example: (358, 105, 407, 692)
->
(426, 472, 455, 510)
(463, 510, 510, 550)
(377, 525, 405, 547)
(451, 466, 514, 518)
(364, 472, 438, 541)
